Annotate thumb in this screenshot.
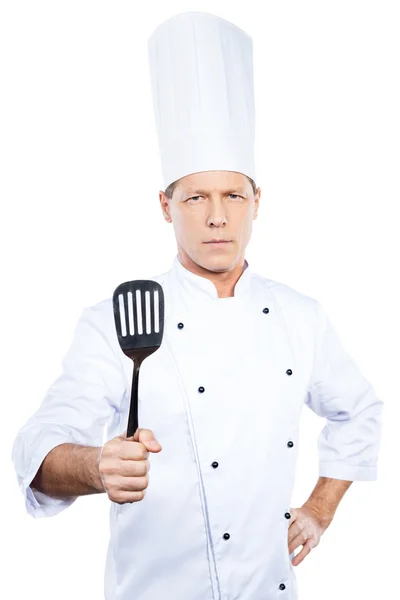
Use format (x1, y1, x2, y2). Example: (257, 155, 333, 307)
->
(138, 429, 162, 452)
(119, 429, 135, 441)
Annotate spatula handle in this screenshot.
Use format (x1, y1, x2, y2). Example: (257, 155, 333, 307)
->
(127, 360, 140, 438)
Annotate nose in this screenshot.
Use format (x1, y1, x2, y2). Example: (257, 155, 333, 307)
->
(207, 199, 227, 227)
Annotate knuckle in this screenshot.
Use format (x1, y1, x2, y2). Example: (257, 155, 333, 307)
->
(129, 491, 145, 503)
(135, 443, 148, 459)
(139, 475, 149, 490)
(129, 492, 144, 503)
(108, 482, 120, 495)
(101, 461, 118, 476)
(134, 463, 144, 477)
(110, 492, 124, 504)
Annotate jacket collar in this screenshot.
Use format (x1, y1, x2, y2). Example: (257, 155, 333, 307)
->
(170, 254, 252, 301)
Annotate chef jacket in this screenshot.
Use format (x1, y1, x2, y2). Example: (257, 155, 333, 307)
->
(11, 254, 383, 600)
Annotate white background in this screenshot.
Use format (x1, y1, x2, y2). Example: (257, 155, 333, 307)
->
(1, 1, 399, 598)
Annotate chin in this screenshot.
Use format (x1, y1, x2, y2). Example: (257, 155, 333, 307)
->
(200, 253, 235, 273)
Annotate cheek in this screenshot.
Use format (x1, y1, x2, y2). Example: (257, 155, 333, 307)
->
(171, 206, 187, 228)
(172, 211, 199, 241)
(236, 213, 253, 238)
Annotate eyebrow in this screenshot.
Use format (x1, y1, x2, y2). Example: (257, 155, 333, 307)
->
(184, 189, 247, 196)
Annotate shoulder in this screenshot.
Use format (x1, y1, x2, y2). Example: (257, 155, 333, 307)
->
(252, 271, 319, 309)
(250, 271, 323, 333)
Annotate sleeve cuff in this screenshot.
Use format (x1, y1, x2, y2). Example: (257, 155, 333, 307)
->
(22, 433, 79, 518)
(319, 461, 378, 481)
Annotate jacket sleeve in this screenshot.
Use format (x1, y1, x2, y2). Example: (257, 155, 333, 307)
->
(304, 300, 383, 481)
(11, 301, 127, 518)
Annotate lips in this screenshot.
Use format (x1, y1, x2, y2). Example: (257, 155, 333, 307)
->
(204, 240, 231, 243)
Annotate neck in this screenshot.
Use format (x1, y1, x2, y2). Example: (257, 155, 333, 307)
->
(177, 248, 246, 299)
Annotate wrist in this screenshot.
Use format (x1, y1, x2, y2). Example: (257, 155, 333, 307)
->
(84, 446, 105, 494)
(302, 499, 334, 527)
(303, 476, 352, 528)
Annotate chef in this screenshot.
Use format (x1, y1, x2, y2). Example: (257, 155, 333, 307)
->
(11, 10, 383, 600)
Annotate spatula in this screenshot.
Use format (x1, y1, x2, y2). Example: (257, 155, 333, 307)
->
(112, 280, 165, 437)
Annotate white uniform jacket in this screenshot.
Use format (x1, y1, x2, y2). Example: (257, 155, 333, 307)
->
(11, 255, 383, 600)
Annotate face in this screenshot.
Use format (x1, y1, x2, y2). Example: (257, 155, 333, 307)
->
(159, 170, 260, 274)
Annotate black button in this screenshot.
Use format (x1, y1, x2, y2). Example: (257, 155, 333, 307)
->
(285, 512, 291, 519)
(198, 386, 205, 393)
(286, 369, 292, 376)
(177, 322, 184, 329)
(212, 461, 219, 468)
(279, 583, 286, 591)
(287, 441, 294, 448)
(223, 533, 230, 540)
(263, 307, 269, 314)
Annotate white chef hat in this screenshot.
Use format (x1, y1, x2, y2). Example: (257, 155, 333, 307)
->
(147, 11, 256, 189)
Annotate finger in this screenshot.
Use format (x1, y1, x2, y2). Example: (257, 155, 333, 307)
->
(117, 458, 150, 477)
(120, 440, 149, 461)
(292, 540, 313, 566)
(117, 474, 149, 493)
(116, 489, 147, 504)
(132, 427, 145, 442)
(137, 428, 162, 451)
(288, 531, 307, 555)
(287, 522, 302, 544)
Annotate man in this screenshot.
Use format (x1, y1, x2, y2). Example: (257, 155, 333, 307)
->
(11, 11, 382, 600)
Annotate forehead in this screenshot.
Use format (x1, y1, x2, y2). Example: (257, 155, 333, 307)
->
(176, 170, 250, 193)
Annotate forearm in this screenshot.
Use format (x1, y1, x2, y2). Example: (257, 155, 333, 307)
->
(304, 476, 352, 525)
(30, 443, 105, 499)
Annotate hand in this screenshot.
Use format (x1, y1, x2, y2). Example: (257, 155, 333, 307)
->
(287, 504, 331, 566)
(98, 428, 162, 505)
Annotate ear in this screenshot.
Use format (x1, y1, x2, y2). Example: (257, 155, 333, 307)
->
(159, 191, 172, 223)
(253, 187, 261, 219)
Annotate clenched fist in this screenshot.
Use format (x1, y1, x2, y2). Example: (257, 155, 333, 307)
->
(98, 428, 162, 504)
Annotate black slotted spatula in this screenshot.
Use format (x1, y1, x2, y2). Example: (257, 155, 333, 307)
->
(112, 280, 165, 437)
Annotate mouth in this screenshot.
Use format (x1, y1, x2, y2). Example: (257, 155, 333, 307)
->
(204, 239, 233, 244)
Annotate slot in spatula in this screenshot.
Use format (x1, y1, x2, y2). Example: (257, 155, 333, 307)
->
(112, 280, 165, 437)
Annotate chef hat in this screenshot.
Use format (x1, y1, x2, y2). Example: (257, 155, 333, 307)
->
(147, 11, 256, 189)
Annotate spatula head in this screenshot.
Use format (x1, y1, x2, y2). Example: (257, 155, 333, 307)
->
(112, 280, 165, 355)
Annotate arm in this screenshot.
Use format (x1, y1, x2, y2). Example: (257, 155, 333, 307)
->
(303, 476, 352, 526)
(11, 301, 126, 518)
(288, 301, 383, 565)
(30, 443, 104, 499)
(306, 300, 383, 482)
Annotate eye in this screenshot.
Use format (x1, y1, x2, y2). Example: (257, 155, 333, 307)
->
(187, 196, 201, 202)
(229, 194, 242, 199)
